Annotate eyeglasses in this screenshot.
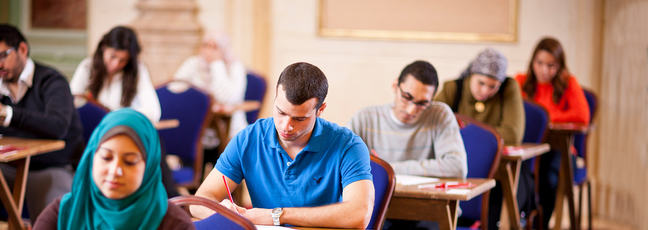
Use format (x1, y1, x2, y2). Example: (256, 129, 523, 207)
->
(0, 48, 14, 62)
(398, 85, 431, 108)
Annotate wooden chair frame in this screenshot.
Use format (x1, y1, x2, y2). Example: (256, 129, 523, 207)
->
(169, 195, 256, 230)
(369, 154, 396, 230)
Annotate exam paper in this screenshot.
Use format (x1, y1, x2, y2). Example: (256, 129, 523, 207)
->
(395, 174, 439, 185)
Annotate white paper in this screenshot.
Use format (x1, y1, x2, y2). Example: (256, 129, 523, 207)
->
(446, 189, 471, 195)
(255, 225, 297, 230)
(395, 174, 439, 185)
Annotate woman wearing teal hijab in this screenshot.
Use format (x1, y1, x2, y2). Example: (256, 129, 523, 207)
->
(34, 109, 194, 229)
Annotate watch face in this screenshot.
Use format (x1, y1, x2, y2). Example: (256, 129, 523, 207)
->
(273, 208, 282, 214)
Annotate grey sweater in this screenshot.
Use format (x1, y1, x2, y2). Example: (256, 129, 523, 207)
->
(349, 102, 467, 178)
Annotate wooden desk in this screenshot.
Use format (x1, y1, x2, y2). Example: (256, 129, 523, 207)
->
(546, 122, 589, 230)
(0, 137, 65, 230)
(386, 178, 495, 230)
(497, 143, 550, 229)
(154, 119, 180, 130)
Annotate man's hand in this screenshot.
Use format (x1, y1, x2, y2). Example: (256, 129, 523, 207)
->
(219, 199, 246, 215)
(241, 208, 273, 225)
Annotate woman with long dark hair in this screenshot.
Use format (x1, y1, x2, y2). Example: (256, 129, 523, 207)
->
(515, 37, 590, 228)
(70, 26, 160, 121)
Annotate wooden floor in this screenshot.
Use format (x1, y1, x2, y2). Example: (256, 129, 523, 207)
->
(498, 185, 634, 230)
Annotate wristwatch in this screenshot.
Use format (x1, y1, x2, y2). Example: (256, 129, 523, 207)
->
(271, 207, 283, 226)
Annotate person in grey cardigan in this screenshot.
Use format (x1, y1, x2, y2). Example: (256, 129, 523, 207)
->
(349, 60, 467, 178)
(349, 60, 467, 230)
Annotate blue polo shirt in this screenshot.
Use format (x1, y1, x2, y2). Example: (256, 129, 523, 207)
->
(215, 117, 372, 208)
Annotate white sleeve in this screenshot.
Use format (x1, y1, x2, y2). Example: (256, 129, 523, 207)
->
(209, 61, 247, 105)
(130, 64, 162, 122)
(174, 56, 199, 82)
(69, 58, 92, 95)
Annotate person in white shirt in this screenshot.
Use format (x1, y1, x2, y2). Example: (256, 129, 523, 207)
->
(174, 32, 248, 141)
(70, 26, 161, 122)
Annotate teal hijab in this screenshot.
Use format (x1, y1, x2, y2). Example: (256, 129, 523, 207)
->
(58, 108, 168, 230)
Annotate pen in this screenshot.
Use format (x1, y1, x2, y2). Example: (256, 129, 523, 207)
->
(222, 175, 239, 214)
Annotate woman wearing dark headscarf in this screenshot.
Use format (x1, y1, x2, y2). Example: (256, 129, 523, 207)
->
(436, 48, 529, 229)
(33, 109, 194, 229)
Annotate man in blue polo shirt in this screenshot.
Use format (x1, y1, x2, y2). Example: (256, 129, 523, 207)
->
(193, 62, 374, 228)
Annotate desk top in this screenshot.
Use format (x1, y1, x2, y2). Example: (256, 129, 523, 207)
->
(502, 143, 551, 161)
(0, 137, 65, 162)
(548, 122, 590, 133)
(394, 178, 495, 201)
(154, 119, 180, 130)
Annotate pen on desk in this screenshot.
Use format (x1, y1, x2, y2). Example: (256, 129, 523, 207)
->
(222, 175, 239, 214)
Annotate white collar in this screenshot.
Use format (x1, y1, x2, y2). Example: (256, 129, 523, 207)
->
(0, 58, 35, 102)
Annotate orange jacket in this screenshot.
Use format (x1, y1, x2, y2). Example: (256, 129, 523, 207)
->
(515, 74, 590, 125)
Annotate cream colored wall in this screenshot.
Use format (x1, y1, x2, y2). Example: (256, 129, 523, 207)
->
(87, 0, 602, 123)
(87, 0, 139, 53)
(596, 0, 648, 228)
(87, 0, 259, 80)
(265, 0, 602, 125)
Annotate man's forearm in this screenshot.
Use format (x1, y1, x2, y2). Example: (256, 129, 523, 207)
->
(280, 200, 372, 228)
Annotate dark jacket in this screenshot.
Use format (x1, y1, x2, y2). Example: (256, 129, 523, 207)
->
(0, 62, 84, 170)
(33, 198, 196, 230)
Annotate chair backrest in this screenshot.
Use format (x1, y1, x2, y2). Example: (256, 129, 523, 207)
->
(156, 81, 212, 187)
(169, 195, 256, 230)
(244, 72, 267, 124)
(522, 100, 550, 144)
(573, 88, 598, 158)
(456, 114, 502, 226)
(74, 95, 110, 144)
(368, 154, 396, 230)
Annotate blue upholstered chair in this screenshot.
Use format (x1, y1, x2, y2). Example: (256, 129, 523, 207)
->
(455, 114, 502, 230)
(169, 195, 256, 230)
(244, 72, 267, 124)
(573, 88, 597, 230)
(368, 154, 396, 230)
(74, 95, 109, 144)
(156, 81, 212, 188)
(523, 100, 550, 144)
(521, 100, 551, 229)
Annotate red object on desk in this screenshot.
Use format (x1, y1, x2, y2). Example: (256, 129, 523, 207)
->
(419, 182, 474, 190)
(222, 175, 239, 214)
(0, 145, 26, 154)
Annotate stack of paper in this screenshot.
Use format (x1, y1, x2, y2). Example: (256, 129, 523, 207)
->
(395, 174, 439, 185)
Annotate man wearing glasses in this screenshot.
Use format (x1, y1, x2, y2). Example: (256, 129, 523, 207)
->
(0, 24, 83, 221)
(349, 60, 467, 178)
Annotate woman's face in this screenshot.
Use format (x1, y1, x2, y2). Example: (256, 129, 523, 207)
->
(92, 134, 146, 199)
(102, 47, 130, 75)
(469, 74, 501, 101)
(532, 50, 559, 83)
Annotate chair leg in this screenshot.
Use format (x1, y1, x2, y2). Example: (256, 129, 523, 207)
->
(587, 181, 592, 230)
(578, 183, 584, 229)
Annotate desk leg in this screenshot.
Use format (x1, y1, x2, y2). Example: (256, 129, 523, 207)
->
(497, 160, 522, 229)
(386, 197, 458, 230)
(448, 200, 459, 230)
(0, 159, 27, 230)
(550, 133, 578, 230)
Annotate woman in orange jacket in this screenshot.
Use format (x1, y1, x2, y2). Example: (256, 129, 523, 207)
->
(515, 37, 590, 229)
